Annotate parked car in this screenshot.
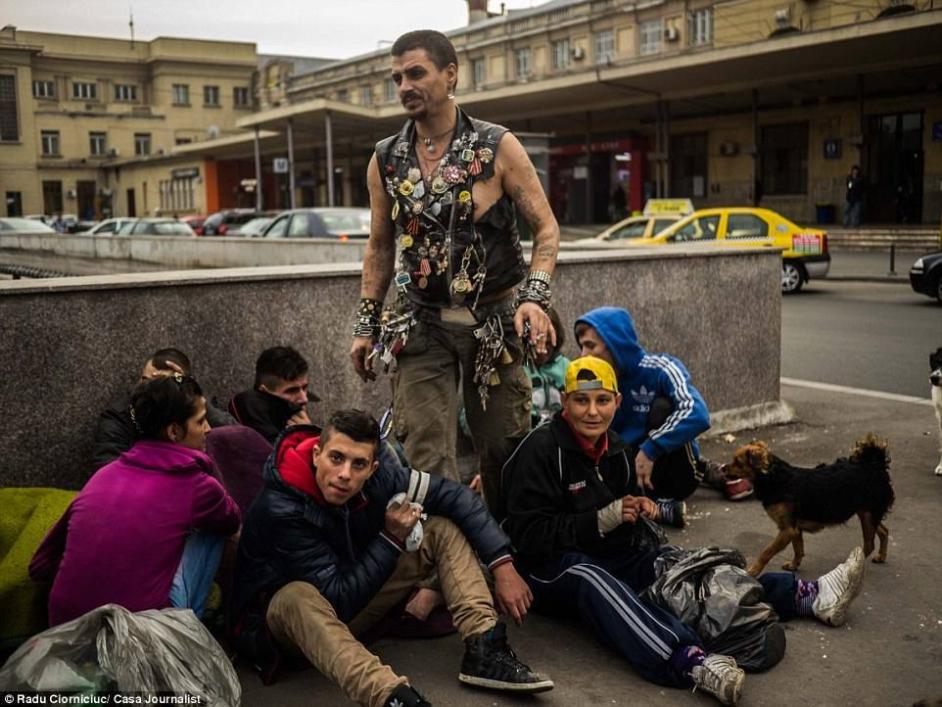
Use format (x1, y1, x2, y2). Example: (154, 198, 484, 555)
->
(0, 217, 56, 233)
(614, 207, 831, 294)
(180, 215, 208, 235)
(262, 208, 371, 239)
(116, 218, 195, 236)
(909, 252, 942, 303)
(201, 209, 259, 236)
(574, 199, 693, 245)
(239, 215, 277, 237)
(87, 218, 137, 235)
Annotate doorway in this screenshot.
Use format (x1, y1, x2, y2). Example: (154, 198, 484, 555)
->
(866, 112, 924, 223)
(126, 188, 136, 217)
(77, 181, 96, 220)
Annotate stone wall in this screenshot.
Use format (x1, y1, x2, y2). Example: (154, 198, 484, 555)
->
(0, 246, 782, 488)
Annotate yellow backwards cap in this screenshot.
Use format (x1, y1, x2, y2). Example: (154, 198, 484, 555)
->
(564, 356, 619, 394)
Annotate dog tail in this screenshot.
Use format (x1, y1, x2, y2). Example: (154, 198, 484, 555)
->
(852, 433, 895, 519)
(851, 432, 889, 467)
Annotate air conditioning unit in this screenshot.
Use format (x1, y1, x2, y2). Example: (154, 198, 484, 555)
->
(206, 125, 220, 139)
(664, 26, 680, 42)
(66, 189, 77, 199)
(107, 147, 120, 157)
(571, 46, 585, 60)
(774, 7, 791, 28)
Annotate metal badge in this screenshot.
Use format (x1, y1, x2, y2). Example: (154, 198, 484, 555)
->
(399, 234, 414, 248)
(460, 148, 475, 163)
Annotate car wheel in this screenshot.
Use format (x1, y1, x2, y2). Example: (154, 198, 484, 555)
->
(935, 273, 942, 304)
(781, 262, 804, 294)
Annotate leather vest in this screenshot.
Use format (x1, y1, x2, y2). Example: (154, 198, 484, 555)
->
(375, 108, 527, 310)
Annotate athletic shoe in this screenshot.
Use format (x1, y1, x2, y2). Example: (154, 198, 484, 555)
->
(458, 622, 554, 693)
(691, 654, 745, 705)
(813, 546, 865, 627)
(656, 499, 687, 528)
(384, 684, 431, 707)
(723, 477, 754, 501)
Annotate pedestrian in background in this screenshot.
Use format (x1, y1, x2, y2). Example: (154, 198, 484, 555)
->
(843, 165, 864, 227)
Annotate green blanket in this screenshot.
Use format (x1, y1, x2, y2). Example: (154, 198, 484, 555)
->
(0, 488, 76, 650)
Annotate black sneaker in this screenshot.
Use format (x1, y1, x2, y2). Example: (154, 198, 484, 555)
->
(384, 684, 431, 707)
(458, 622, 554, 693)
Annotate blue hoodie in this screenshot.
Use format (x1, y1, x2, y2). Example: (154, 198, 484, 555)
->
(575, 307, 710, 461)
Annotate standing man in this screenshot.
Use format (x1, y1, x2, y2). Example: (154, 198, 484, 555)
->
(350, 30, 560, 515)
(843, 164, 864, 227)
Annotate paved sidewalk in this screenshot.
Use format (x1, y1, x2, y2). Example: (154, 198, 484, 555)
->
(238, 381, 942, 707)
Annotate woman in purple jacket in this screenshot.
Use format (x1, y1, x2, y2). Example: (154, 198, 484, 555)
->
(30, 374, 241, 626)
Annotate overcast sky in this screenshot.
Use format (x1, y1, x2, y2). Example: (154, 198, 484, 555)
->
(4, 0, 541, 59)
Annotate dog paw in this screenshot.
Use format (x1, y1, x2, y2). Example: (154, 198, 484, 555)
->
(872, 555, 887, 564)
(934, 463, 942, 476)
(782, 561, 800, 571)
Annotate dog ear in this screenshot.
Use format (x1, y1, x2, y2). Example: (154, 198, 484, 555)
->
(747, 443, 770, 473)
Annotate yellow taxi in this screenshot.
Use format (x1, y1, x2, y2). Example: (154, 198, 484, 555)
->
(621, 207, 830, 293)
(573, 199, 693, 245)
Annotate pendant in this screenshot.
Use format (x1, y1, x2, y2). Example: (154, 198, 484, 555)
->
(418, 276, 429, 289)
(399, 234, 414, 248)
(452, 274, 472, 294)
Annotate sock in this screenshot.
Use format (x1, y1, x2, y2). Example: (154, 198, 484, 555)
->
(670, 645, 705, 677)
(795, 578, 819, 616)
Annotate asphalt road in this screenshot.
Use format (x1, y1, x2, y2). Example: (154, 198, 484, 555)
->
(781, 280, 941, 399)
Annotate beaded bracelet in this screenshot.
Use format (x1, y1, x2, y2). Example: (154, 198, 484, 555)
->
(358, 298, 383, 318)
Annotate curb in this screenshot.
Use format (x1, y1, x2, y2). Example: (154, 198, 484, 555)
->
(824, 275, 909, 283)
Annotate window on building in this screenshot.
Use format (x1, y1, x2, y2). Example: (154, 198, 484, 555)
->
(89, 131, 107, 156)
(72, 82, 97, 100)
(689, 8, 714, 45)
(594, 29, 615, 64)
(134, 132, 151, 156)
(233, 86, 249, 107)
(172, 84, 189, 106)
(159, 177, 195, 212)
(361, 85, 373, 105)
(114, 84, 137, 101)
(175, 137, 192, 145)
(203, 85, 220, 106)
(640, 20, 663, 55)
(515, 48, 532, 78)
(0, 75, 18, 141)
(761, 122, 808, 195)
(472, 58, 486, 88)
(384, 78, 397, 103)
(336, 88, 349, 102)
(41, 130, 60, 156)
(552, 39, 571, 70)
(33, 80, 55, 99)
(5, 191, 23, 217)
(43, 181, 63, 215)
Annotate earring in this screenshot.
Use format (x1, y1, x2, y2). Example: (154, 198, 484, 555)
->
(447, 86, 455, 100)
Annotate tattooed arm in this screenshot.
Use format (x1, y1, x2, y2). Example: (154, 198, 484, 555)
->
(497, 132, 560, 276)
(497, 132, 560, 352)
(351, 153, 396, 381)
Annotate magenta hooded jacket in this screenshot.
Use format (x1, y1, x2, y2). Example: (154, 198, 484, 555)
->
(30, 440, 241, 626)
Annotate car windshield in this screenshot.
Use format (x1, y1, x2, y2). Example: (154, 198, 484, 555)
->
(319, 210, 370, 233)
(608, 221, 648, 239)
(241, 218, 272, 235)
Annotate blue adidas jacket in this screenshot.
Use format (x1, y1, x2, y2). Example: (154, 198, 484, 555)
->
(575, 307, 710, 460)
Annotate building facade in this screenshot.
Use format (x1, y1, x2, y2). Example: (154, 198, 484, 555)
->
(0, 27, 257, 218)
(240, 0, 942, 225)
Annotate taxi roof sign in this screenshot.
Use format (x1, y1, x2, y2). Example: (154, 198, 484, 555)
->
(643, 199, 694, 216)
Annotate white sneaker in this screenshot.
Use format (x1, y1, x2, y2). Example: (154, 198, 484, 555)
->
(691, 654, 745, 705)
(813, 546, 865, 627)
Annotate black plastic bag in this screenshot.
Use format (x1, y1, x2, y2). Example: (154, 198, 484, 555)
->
(0, 604, 241, 705)
(643, 546, 786, 672)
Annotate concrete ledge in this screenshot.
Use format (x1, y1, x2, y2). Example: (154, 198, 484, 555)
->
(705, 400, 796, 438)
(0, 246, 782, 488)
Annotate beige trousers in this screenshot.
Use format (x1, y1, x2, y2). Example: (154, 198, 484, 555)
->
(265, 517, 497, 707)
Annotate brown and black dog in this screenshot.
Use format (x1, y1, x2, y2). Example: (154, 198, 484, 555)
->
(725, 433, 894, 577)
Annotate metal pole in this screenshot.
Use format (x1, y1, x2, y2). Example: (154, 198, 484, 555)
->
(253, 127, 263, 211)
(287, 118, 296, 210)
(325, 110, 335, 207)
(888, 243, 896, 275)
(664, 100, 671, 198)
(751, 89, 759, 207)
(585, 111, 592, 224)
(653, 102, 661, 199)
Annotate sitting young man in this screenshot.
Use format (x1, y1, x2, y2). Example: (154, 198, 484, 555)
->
(32, 374, 241, 626)
(232, 409, 553, 707)
(228, 345, 318, 444)
(574, 307, 752, 527)
(91, 347, 235, 472)
(502, 357, 866, 705)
